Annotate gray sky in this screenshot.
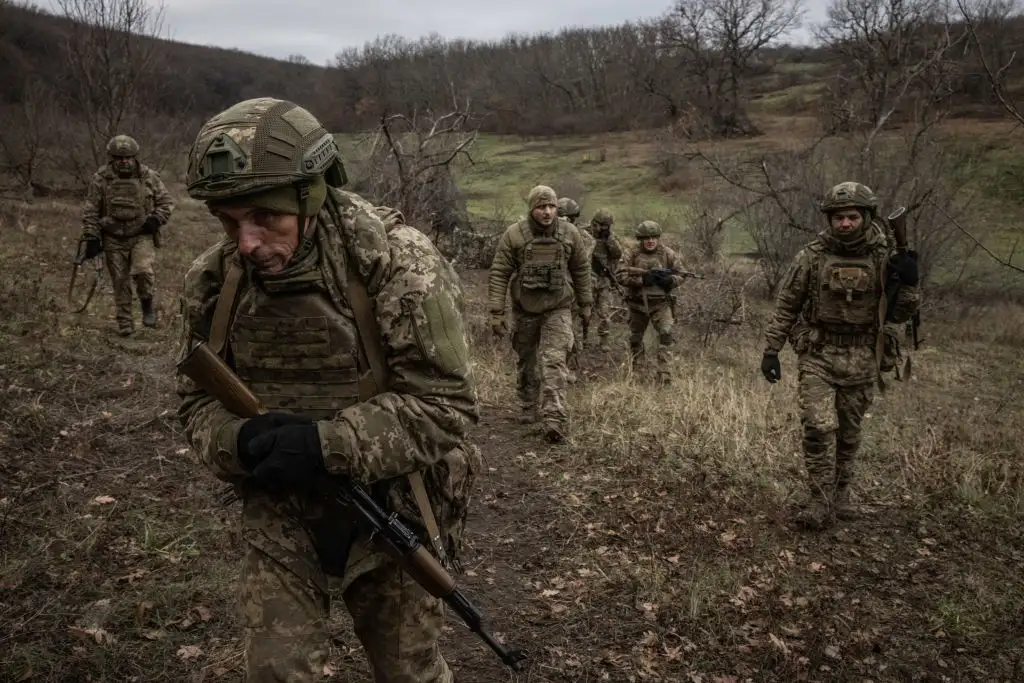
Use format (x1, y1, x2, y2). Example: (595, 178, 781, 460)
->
(41, 0, 830, 65)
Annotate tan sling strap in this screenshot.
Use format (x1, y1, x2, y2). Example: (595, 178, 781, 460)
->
(342, 248, 451, 569)
(208, 258, 245, 356)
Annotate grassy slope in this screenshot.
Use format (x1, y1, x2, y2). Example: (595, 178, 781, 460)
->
(1, 113, 1023, 681)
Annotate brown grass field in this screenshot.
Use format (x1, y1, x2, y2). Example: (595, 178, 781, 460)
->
(1, 119, 1023, 682)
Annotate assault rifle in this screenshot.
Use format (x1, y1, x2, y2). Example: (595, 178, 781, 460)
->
(177, 340, 528, 672)
(623, 266, 704, 284)
(591, 255, 625, 296)
(886, 207, 922, 349)
(67, 236, 104, 313)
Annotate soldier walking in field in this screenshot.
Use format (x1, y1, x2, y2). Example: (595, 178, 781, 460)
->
(175, 98, 480, 682)
(760, 182, 920, 530)
(581, 208, 623, 352)
(79, 135, 175, 336)
(615, 220, 689, 385)
(558, 197, 593, 381)
(488, 185, 593, 443)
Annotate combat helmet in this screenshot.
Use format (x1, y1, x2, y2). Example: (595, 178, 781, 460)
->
(186, 98, 347, 209)
(592, 207, 614, 226)
(557, 197, 580, 219)
(820, 182, 878, 216)
(635, 220, 662, 238)
(106, 135, 140, 158)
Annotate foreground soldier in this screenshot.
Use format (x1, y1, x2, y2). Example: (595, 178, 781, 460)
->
(558, 197, 593, 380)
(760, 182, 919, 530)
(80, 135, 175, 335)
(489, 186, 593, 442)
(175, 98, 480, 682)
(582, 208, 623, 351)
(615, 220, 686, 384)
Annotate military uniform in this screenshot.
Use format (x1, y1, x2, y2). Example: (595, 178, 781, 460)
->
(615, 221, 686, 384)
(175, 98, 480, 682)
(557, 197, 594, 378)
(489, 186, 593, 442)
(582, 208, 623, 351)
(81, 135, 175, 335)
(761, 182, 920, 529)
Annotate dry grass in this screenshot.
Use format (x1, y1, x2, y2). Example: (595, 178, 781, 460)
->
(2, 146, 1024, 682)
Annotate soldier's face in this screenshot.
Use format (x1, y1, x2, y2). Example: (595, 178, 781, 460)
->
(829, 209, 864, 237)
(214, 205, 309, 274)
(531, 203, 557, 226)
(111, 155, 135, 175)
(641, 237, 659, 251)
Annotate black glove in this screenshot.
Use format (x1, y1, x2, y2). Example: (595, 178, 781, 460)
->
(598, 227, 610, 239)
(643, 270, 658, 286)
(140, 215, 161, 235)
(655, 270, 676, 290)
(888, 250, 919, 286)
(84, 237, 103, 260)
(237, 411, 314, 471)
(761, 352, 781, 383)
(248, 422, 326, 491)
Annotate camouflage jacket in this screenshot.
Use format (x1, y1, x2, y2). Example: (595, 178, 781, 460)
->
(615, 243, 687, 308)
(583, 224, 623, 286)
(487, 216, 593, 314)
(764, 229, 921, 385)
(81, 163, 175, 238)
(175, 188, 480, 527)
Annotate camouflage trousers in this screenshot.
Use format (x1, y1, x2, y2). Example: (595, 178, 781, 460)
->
(628, 304, 674, 378)
(103, 233, 156, 331)
(239, 492, 452, 683)
(512, 306, 573, 430)
(797, 369, 875, 501)
(591, 284, 614, 342)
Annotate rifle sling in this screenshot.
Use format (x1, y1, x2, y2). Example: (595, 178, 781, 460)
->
(206, 240, 449, 568)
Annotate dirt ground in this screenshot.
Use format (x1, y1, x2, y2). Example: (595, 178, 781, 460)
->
(1, 197, 1023, 682)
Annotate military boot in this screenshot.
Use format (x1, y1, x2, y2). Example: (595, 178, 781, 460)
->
(543, 423, 566, 444)
(833, 484, 857, 520)
(117, 319, 134, 337)
(140, 298, 157, 327)
(792, 485, 834, 531)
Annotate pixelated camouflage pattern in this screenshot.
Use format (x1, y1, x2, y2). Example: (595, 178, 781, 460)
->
(488, 216, 593, 314)
(176, 186, 478, 681)
(763, 229, 920, 386)
(569, 225, 597, 366)
(106, 134, 139, 157)
(104, 235, 156, 332)
(512, 307, 574, 431)
(634, 220, 662, 238)
(628, 307, 675, 373)
(81, 163, 175, 239)
(615, 243, 687, 312)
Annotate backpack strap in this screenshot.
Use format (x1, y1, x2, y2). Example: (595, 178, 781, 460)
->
(208, 257, 244, 357)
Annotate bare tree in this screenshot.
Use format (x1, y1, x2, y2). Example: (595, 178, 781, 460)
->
(54, 0, 167, 182)
(662, 0, 805, 137)
(360, 97, 477, 240)
(956, 0, 1024, 126)
(0, 80, 56, 195)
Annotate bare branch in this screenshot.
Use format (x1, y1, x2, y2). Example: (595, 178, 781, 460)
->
(926, 197, 1024, 274)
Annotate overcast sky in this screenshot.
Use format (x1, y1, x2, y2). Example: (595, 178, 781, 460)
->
(41, 0, 831, 65)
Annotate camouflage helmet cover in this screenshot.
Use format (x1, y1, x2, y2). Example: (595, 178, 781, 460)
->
(592, 207, 614, 226)
(186, 97, 347, 200)
(106, 135, 140, 158)
(820, 181, 879, 215)
(635, 220, 662, 238)
(557, 197, 580, 218)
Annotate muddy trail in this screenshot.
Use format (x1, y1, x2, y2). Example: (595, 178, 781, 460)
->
(1, 258, 1023, 682)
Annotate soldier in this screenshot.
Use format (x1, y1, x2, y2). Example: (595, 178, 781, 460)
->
(558, 197, 593, 380)
(582, 208, 623, 352)
(80, 135, 175, 336)
(615, 220, 688, 385)
(489, 186, 593, 443)
(175, 98, 480, 682)
(760, 182, 920, 530)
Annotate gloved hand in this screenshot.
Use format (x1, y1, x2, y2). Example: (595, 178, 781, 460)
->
(579, 305, 592, 326)
(84, 236, 103, 260)
(597, 227, 610, 239)
(248, 422, 326, 491)
(643, 270, 658, 286)
(490, 312, 507, 339)
(140, 215, 161, 235)
(655, 269, 677, 290)
(888, 249, 919, 286)
(237, 411, 314, 471)
(761, 351, 781, 383)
